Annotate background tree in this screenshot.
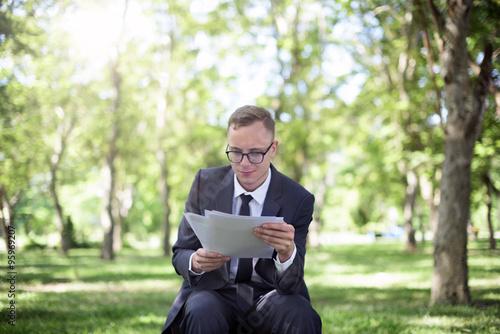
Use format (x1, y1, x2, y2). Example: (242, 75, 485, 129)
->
(467, 1, 500, 251)
(33, 16, 85, 255)
(239, 0, 349, 243)
(334, 0, 447, 250)
(425, 0, 497, 305)
(97, 0, 129, 260)
(43, 106, 75, 256)
(472, 107, 500, 250)
(0, 0, 60, 249)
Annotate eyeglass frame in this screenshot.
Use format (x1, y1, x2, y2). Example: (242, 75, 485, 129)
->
(225, 141, 275, 164)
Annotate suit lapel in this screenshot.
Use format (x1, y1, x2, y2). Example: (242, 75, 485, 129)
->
(256, 166, 282, 285)
(262, 165, 282, 217)
(213, 167, 234, 214)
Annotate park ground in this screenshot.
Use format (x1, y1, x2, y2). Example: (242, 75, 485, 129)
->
(1, 239, 499, 333)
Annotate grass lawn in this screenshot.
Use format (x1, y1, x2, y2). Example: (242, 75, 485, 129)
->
(1, 239, 499, 333)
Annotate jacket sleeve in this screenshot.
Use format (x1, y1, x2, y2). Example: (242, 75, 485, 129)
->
(273, 193, 314, 295)
(171, 170, 203, 286)
(171, 168, 230, 289)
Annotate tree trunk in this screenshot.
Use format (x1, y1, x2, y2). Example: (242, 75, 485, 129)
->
(432, 137, 473, 304)
(101, 93, 119, 261)
(483, 174, 496, 250)
(416, 202, 425, 243)
(101, 163, 116, 260)
(112, 184, 133, 253)
(155, 15, 174, 257)
(49, 175, 70, 256)
(46, 108, 74, 256)
(0, 188, 13, 251)
(497, 192, 500, 244)
(113, 206, 123, 253)
(158, 150, 171, 256)
(48, 146, 72, 256)
(101, 0, 127, 259)
(100, 86, 119, 261)
(404, 169, 418, 252)
(467, 218, 477, 242)
(430, 0, 492, 305)
(419, 173, 440, 236)
(0, 187, 21, 251)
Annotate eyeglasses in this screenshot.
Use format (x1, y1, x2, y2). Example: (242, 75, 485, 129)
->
(225, 142, 275, 164)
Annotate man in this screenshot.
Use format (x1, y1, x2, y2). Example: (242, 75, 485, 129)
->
(162, 105, 321, 333)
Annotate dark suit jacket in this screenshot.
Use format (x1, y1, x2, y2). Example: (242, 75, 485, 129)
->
(162, 164, 315, 333)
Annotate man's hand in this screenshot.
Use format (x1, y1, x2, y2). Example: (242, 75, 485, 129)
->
(254, 221, 295, 262)
(191, 249, 230, 274)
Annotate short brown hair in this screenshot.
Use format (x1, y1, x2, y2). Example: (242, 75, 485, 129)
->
(228, 105, 275, 140)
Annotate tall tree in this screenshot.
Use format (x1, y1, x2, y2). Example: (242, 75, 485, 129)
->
(341, 0, 445, 242)
(147, 1, 181, 257)
(248, 0, 344, 243)
(44, 107, 75, 256)
(101, 0, 129, 260)
(0, 186, 22, 251)
(427, 0, 496, 305)
(482, 173, 497, 250)
(0, 0, 60, 249)
(140, 0, 232, 255)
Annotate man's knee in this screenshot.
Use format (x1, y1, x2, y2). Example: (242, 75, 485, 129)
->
(184, 290, 233, 321)
(249, 292, 321, 333)
(184, 291, 217, 313)
(181, 290, 233, 333)
(269, 293, 318, 318)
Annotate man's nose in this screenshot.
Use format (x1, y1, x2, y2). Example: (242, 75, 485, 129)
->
(241, 154, 252, 165)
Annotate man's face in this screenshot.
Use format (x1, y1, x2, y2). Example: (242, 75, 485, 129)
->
(227, 120, 277, 192)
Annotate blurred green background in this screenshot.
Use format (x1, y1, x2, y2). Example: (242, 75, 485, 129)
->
(1, 0, 499, 332)
(1, 0, 498, 257)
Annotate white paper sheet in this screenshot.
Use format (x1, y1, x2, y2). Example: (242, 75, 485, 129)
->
(184, 211, 283, 258)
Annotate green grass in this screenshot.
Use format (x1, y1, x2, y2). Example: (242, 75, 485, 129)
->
(1, 240, 499, 333)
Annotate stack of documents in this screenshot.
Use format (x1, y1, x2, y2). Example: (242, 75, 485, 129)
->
(184, 210, 283, 258)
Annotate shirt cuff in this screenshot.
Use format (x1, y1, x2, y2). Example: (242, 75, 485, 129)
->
(273, 244, 297, 276)
(188, 252, 205, 276)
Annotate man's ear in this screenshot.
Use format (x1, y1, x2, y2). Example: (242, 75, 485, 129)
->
(271, 141, 278, 157)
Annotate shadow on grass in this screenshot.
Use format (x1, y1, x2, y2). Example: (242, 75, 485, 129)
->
(7, 290, 174, 334)
(7, 240, 499, 334)
(18, 248, 182, 285)
(7, 249, 179, 333)
(310, 285, 500, 308)
(311, 285, 500, 334)
(303, 240, 500, 333)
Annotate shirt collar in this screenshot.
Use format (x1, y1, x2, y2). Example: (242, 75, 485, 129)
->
(233, 168, 272, 206)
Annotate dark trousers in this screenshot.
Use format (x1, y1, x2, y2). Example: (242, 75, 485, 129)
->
(176, 286, 322, 334)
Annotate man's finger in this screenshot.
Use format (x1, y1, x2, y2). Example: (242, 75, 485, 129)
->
(197, 249, 224, 258)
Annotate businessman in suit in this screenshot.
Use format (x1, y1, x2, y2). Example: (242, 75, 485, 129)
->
(162, 105, 321, 333)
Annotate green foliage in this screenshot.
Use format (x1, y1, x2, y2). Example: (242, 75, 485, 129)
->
(0, 0, 498, 249)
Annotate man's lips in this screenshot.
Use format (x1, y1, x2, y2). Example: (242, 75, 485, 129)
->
(239, 170, 255, 176)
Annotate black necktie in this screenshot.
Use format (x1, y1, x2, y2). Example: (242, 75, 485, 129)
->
(236, 194, 253, 311)
(239, 194, 252, 216)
